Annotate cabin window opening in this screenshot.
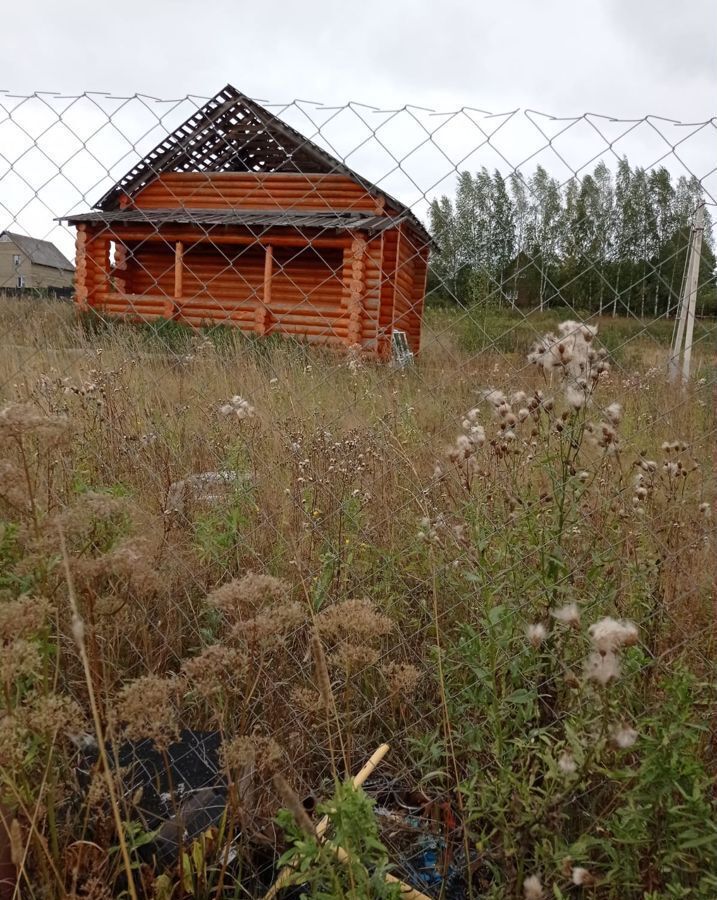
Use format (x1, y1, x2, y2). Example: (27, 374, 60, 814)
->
(13, 254, 21, 266)
(17, 275, 25, 288)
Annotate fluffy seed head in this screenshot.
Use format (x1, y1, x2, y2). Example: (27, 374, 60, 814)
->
(585, 649, 621, 685)
(523, 875, 544, 900)
(611, 725, 638, 748)
(566, 386, 586, 410)
(526, 623, 547, 648)
(558, 751, 577, 774)
(588, 617, 638, 653)
(605, 402, 623, 425)
(551, 603, 581, 628)
(218, 395, 255, 420)
(571, 867, 595, 886)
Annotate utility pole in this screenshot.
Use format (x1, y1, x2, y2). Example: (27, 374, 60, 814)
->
(668, 202, 705, 385)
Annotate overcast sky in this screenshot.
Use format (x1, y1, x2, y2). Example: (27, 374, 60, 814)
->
(3, 0, 715, 114)
(2, 0, 715, 257)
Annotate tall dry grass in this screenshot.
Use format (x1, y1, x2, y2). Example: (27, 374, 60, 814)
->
(0, 297, 715, 899)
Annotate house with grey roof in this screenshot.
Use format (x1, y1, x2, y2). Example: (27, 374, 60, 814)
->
(0, 231, 74, 292)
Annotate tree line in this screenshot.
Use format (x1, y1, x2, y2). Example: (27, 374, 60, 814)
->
(428, 159, 716, 317)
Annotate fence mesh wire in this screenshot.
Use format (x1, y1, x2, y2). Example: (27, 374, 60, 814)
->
(0, 90, 715, 900)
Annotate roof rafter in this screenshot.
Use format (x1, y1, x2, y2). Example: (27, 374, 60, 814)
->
(93, 84, 430, 245)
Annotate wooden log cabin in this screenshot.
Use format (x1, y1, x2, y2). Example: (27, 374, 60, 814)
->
(60, 85, 432, 358)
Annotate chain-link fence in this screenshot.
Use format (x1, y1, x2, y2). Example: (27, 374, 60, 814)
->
(0, 88, 715, 900)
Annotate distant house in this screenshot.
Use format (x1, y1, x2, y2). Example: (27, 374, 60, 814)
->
(0, 231, 74, 292)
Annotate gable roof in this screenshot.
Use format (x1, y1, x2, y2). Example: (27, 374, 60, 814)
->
(0, 231, 74, 271)
(94, 84, 430, 245)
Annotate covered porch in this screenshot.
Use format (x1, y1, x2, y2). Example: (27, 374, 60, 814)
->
(67, 211, 397, 348)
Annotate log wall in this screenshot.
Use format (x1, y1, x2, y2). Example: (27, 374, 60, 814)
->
(133, 173, 382, 213)
(114, 241, 353, 344)
(74, 171, 430, 357)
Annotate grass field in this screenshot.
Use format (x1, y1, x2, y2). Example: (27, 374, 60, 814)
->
(0, 297, 715, 899)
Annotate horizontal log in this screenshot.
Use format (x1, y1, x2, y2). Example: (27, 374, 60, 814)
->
(270, 315, 349, 328)
(145, 285, 342, 297)
(128, 272, 342, 284)
(260, 302, 346, 314)
(270, 323, 348, 337)
(130, 258, 342, 272)
(104, 307, 166, 317)
(179, 306, 256, 318)
(138, 187, 375, 198)
(112, 231, 354, 248)
(139, 279, 343, 291)
(137, 183, 372, 195)
(135, 198, 377, 211)
(131, 295, 343, 309)
(127, 271, 340, 283)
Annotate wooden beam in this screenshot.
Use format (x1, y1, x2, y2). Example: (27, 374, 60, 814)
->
(74, 224, 88, 310)
(346, 234, 367, 346)
(174, 241, 184, 300)
(104, 229, 352, 249)
(255, 243, 272, 335)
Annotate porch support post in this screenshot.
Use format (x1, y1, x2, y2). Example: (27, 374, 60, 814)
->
(346, 234, 367, 346)
(166, 240, 183, 319)
(255, 243, 273, 335)
(74, 224, 88, 310)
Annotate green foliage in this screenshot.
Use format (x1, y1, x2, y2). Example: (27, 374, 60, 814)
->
(277, 782, 402, 899)
(446, 306, 715, 357)
(429, 159, 716, 316)
(0, 521, 36, 593)
(193, 479, 257, 574)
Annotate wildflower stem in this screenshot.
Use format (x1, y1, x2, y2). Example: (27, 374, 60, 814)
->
(57, 525, 139, 900)
(14, 436, 39, 539)
(429, 548, 473, 900)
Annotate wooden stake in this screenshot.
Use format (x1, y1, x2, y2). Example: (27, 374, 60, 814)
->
(680, 203, 705, 385)
(668, 203, 705, 385)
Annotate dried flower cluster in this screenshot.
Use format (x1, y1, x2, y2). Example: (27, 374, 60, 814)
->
(382, 661, 422, 699)
(111, 675, 180, 749)
(314, 598, 395, 678)
(181, 644, 248, 699)
(527, 320, 609, 410)
(220, 734, 283, 781)
(207, 572, 291, 620)
(315, 597, 394, 646)
(218, 394, 255, 419)
(446, 405, 486, 469)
